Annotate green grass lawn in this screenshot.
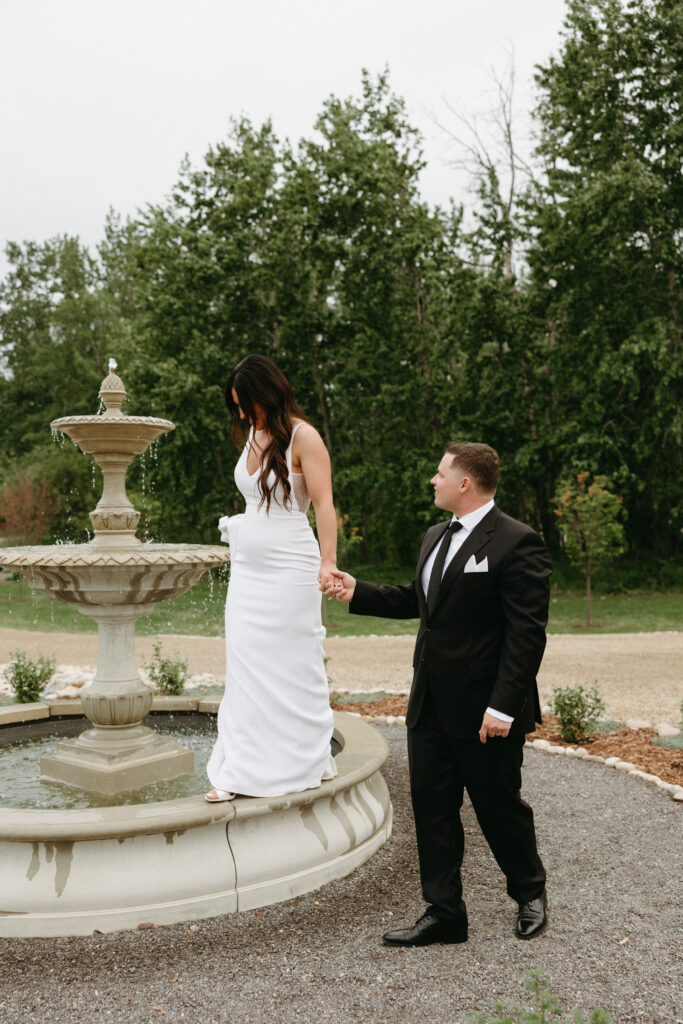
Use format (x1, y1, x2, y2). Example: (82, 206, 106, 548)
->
(0, 575, 680, 638)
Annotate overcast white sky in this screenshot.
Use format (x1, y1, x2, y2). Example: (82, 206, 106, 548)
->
(1, 0, 568, 280)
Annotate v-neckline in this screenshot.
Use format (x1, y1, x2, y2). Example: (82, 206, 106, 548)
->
(246, 431, 263, 478)
(245, 423, 304, 477)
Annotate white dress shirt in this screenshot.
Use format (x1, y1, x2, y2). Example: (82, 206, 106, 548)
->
(421, 499, 513, 725)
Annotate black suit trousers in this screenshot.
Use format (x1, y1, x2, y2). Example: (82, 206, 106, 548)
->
(407, 688, 546, 921)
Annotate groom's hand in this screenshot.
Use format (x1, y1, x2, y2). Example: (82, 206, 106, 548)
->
(478, 712, 512, 743)
(323, 569, 356, 602)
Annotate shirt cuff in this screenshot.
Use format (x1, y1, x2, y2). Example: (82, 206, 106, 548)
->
(486, 707, 514, 723)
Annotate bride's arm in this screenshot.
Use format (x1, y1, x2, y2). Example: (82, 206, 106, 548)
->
(294, 425, 338, 583)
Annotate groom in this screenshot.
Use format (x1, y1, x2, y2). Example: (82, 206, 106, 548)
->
(326, 442, 551, 945)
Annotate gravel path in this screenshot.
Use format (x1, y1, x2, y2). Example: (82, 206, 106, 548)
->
(3, 629, 681, 725)
(0, 727, 680, 1024)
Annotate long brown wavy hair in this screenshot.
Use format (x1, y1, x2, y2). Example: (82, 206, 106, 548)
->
(226, 355, 309, 512)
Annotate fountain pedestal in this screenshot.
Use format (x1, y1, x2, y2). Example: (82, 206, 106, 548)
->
(40, 605, 194, 794)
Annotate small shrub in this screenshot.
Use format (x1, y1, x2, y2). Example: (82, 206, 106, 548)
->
(5, 651, 55, 703)
(469, 969, 611, 1023)
(594, 719, 622, 734)
(653, 734, 683, 750)
(146, 643, 188, 696)
(651, 698, 682, 750)
(551, 684, 606, 743)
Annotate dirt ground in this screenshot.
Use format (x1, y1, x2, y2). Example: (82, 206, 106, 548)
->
(324, 632, 683, 726)
(1, 628, 681, 726)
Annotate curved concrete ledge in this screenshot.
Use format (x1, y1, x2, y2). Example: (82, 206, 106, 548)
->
(0, 710, 392, 937)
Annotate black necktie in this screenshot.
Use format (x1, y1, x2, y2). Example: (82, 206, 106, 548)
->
(426, 521, 463, 614)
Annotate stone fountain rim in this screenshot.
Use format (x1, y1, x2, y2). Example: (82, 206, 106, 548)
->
(0, 543, 231, 567)
(51, 415, 176, 429)
(0, 709, 386, 842)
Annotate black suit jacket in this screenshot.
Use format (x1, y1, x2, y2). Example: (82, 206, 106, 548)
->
(349, 505, 552, 737)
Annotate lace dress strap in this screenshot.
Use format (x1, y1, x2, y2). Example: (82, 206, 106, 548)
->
(287, 423, 311, 513)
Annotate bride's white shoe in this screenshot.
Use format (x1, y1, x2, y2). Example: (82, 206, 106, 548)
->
(205, 789, 236, 803)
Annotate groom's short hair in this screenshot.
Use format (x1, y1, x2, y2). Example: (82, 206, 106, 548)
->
(445, 442, 499, 494)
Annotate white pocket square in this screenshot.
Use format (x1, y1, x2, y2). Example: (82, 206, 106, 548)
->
(464, 555, 488, 573)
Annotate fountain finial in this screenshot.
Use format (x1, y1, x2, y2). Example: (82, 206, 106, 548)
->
(99, 358, 126, 416)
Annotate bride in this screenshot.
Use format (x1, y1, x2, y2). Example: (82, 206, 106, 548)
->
(206, 354, 340, 800)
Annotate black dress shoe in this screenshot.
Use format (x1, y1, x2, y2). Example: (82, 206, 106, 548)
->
(515, 891, 548, 939)
(383, 911, 468, 947)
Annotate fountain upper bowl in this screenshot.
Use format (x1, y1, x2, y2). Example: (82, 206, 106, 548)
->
(52, 414, 175, 458)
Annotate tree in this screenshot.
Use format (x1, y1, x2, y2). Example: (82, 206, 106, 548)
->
(1, 47, 680, 573)
(528, 0, 683, 559)
(553, 473, 626, 625)
(433, 64, 559, 544)
(286, 70, 463, 560)
(101, 73, 466, 559)
(0, 236, 121, 448)
(0, 470, 58, 545)
(0, 471, 59, 596)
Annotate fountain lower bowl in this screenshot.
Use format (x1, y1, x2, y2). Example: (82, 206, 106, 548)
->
(0, 704, 392, 937)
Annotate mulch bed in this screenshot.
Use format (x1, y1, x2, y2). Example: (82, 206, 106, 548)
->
(330, 694, 683, 787)
(331, 693, 410, 718)
(528, 715, 683, 786)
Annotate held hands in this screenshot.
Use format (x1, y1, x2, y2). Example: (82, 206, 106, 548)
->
(320, 568, 356, 602)
(318, 560, 342, 597)
(478, 712, 512, 744)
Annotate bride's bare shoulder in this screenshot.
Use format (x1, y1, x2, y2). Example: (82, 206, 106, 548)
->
(292, 420, 321, 440)
(291, 421, 327, 459)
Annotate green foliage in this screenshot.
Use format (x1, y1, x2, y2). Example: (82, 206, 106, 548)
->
(146, 642, 188, 696)
(0, 14, 682, 570)
(469, 970, 611, 1023)
(554, 474, 626, 575)
(5, 650, 55, 703)
(595, 719, 622, 734)
(332, 691, 391, 704)
(551, 684, 606, 743)
(653, 734, 683, 751)
(0, 575, 679, 639)
(528, 0, 683, 559)
(652, 699, 683, 749)
(554, 474, 626, 625)
(336, 511, 364, 569)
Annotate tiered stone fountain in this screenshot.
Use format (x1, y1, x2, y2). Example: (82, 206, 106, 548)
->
(0, 362, 391, 937)
(2, 361, 229, 794)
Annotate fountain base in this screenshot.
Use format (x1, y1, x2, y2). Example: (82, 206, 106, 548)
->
(41, 725, 195, 795)
(0, 709, 391, 937)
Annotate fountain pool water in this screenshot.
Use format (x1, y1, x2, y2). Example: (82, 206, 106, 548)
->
(0, 713, 342, 810)
(0, 362, 391, 936)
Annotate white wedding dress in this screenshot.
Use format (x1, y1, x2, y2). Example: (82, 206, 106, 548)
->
(207, 424, 337, 797)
